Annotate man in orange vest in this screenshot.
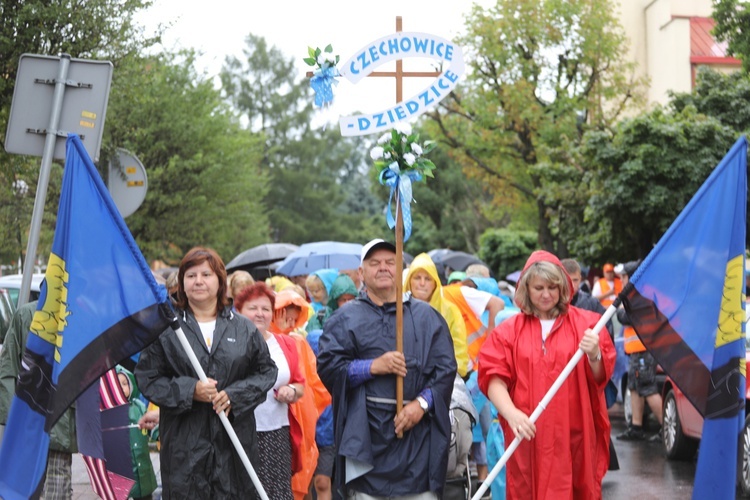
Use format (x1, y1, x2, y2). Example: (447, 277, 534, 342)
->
(615, 261, 664, 441)
(591, 262, 623, 307)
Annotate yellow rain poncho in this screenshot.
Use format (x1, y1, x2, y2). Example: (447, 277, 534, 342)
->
(404, 253, 469, 377)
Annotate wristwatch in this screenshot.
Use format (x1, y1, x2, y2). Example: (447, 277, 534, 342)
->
(416, 396, 429, 413)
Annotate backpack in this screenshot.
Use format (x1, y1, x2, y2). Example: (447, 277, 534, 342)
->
(444, 405, 474, 500)
(446, 406, 474, 480)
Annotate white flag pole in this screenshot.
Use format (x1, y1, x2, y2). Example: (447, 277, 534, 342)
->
(470, 304, 618, 500)
(170, 322, 269, 500)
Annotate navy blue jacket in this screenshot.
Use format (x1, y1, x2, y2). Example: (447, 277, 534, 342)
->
(318, 294, 456, 496)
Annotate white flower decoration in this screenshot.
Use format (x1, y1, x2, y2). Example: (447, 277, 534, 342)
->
(370, 146, 384, 160)
(377, 133, 391, 145)
(403, 152, 416, 166)
(321, 52, 337, 64)
(410, 143, 423, 155)
(394, 122, 412, 136)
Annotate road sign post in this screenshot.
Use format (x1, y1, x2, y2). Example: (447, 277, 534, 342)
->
(4, 53, 113, 306)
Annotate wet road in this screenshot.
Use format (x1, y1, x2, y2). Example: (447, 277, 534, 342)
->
(70, 402, 741, 499)
(604, 402, 696, 499)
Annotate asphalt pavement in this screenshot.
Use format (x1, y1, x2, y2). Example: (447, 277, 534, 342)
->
(69, 403, 700, 499)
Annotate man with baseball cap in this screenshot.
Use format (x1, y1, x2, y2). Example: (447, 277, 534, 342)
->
(318, 238, 456, 499)
(591, 262, 622, 307)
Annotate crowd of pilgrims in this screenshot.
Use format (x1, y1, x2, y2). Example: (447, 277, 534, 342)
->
(131, 242, 616, 500)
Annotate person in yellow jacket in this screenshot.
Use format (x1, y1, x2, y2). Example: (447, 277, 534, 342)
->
(403, 253, 470, 378)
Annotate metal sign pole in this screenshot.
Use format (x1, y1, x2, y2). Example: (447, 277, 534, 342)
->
(17, 54, 71, 307)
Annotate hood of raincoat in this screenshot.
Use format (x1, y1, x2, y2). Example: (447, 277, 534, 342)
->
(312, 269, 339, 295)
(116, 365, 140, 402)
(327, 274, 358, 311)
(403, 253, 446, 312)
(467, 276, 500, 296)
(266, 275, 295, 293)
(515, 250, 575, 309)
(272, 289, 312, 333)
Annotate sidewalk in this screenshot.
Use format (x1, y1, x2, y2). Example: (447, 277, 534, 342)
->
(72, 450, 160, 499)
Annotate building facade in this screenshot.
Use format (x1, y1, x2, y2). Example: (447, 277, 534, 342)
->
(618, 0, 741, 107)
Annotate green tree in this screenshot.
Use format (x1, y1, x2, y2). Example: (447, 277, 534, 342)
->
(103, 52, 269, 264)
(478, 228, 538, 279)
(426, 0, 645, 256)
(713, 0, 750, 72)
(221, 35, 380, 245)
(574, 68, 750, 263)
(0, 0, 160, 267)
(578, 105, 736, 261)
(669, 67, 750, 133)
(0, 0, 159, 115)
(404, 135, 494, 255)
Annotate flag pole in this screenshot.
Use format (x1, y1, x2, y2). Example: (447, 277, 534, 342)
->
(395, 190, 405, 438)
(470, 303, 618, 500)
(169, 319, 269, 500)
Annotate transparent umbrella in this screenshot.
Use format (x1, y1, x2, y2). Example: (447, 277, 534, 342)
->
(276, 241, 363, 277)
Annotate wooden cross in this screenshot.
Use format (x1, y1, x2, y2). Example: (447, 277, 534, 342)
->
(308, 17, 441, 438)
(368, 16, 442, 102)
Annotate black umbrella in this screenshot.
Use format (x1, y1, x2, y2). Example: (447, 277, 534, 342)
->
(248, 261, 281, 281)
(435, 250, 488, 273)
(226, 243, 299, 272)
(426, 248, 452, 284)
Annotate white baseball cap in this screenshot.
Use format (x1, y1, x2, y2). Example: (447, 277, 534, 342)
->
(361, 238, 396, 264)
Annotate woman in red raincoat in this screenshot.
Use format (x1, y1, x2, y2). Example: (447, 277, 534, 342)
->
(477, 250, 616, 499)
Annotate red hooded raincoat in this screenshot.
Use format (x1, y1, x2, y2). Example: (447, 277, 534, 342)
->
(478, 250, 616, 499)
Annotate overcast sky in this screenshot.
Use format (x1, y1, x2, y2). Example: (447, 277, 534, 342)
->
(134, 0, 494, 119)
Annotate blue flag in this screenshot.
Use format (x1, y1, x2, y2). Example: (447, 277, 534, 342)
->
(621, 136, 747, 500)
(0, 135, 173, 499)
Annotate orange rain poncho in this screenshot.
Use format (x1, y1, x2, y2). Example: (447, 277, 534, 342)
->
(272, 289, 331, 500)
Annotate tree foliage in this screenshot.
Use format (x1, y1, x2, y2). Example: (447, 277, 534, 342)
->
(103, 52, 269, 264)
(669, 67, 750, 134)
(573, 68, 750, 263)
(0, 0, 160, 114)
(577, 106, 736, 262)
(426, 0, 645, 256)
(221, 35, 383, 245)
(0, 0, 160, 267)
(478, 228, 538, 279)
(403, 133, 494, 255)
(713, 0, 750, 72)
(0, 0, 270, 266)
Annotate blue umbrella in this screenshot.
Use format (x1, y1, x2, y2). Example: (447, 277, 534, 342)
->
(276, 241, 363, 277)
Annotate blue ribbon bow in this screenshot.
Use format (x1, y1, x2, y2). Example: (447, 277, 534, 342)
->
(379, 164, 422, 242)
(310, 66, 339, 107)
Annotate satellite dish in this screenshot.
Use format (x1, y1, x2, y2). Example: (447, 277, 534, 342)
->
(107, 148, 147, 218)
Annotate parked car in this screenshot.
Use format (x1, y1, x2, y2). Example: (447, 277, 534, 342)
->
(660, 334, 750, 496)
(0, 273, 44, 308)
(0, 288, 14, 345)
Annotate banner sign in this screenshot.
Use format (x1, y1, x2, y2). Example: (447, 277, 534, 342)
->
(338, 32, 465, 137)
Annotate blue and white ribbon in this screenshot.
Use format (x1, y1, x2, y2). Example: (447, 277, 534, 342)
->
(310, 66, 340, 107)
(379, 163, 422, 242)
